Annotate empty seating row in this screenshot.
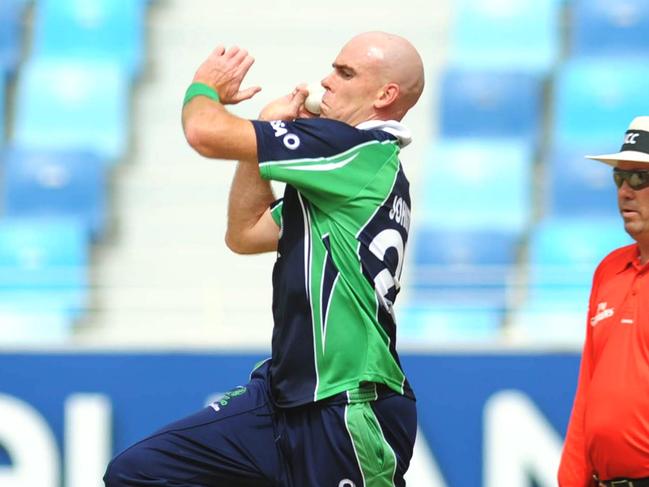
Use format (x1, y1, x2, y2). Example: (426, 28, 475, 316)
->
(448, 0, 562, 73)
(13, 59, 130, 162)
(2, 148, 108, 239)
(570, 0, 649, 58)
(0, 0, 151, 341)
(404, 217, 631, 343)
(438, 60, 649, 150)
(421, 139, 532, 233)
(0, 217, 89, 343)
(448, 0, 649, 73)
(403, 0, 649, 344)
(32, 0, 147, 79)
(510, 218, 632, 343)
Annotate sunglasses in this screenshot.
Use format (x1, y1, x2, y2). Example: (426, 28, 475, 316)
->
(613, 168, 649, 190)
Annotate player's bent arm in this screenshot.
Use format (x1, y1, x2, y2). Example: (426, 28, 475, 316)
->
(226, 159, 279, 254)
(226, 208, 279, 254)
(182, 97, 258, 161)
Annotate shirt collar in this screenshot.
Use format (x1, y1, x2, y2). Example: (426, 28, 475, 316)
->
(616, 243, 644, 274)
(356, 120, 412, 148)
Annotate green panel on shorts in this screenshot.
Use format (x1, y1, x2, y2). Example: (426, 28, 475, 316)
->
(345, 402, 397, 487)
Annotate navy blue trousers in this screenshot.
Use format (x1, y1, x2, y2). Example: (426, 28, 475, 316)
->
(103, 362, 417, 487)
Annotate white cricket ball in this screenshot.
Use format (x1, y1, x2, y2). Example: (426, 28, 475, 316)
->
(305, 82, 325, 115)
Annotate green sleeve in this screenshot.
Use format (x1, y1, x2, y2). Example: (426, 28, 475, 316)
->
(260, 142, 398, 212)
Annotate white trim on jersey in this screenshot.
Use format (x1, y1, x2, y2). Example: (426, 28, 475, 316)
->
(258, 140, 379, 167)
(284, 153, 358, 171)
(298, 192, 319, 401)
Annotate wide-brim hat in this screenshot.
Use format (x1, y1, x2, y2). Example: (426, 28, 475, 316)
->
(586, 116, 649, 166)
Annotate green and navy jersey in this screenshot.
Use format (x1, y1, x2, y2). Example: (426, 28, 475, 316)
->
(251, 117, 414, 408)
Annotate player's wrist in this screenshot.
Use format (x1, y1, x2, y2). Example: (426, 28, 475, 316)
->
(183, 82, 221, 106)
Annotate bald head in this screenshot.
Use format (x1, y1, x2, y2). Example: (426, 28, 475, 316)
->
(320, 31, 425, 125)
(343, 32, 425, 119)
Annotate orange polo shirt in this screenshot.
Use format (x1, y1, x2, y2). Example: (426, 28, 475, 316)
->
(559, 243, 649, 486)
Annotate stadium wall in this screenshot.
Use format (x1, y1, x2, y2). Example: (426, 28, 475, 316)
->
(0, 351, 578, 487)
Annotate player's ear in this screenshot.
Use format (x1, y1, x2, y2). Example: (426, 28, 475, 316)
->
(374, 83, 400, 109)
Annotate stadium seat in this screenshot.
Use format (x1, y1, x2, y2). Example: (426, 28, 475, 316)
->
(399, 304, 503, 343)
(12, 59, 130, 162)
(545, 143, 619, 218)
(0, 218, 89, 321)
(422, 138, 532, 232)
(407, 229, 518, 342)
(552, 59, 649, 148)
(0, 0, 27, 79)
(571, 0, 649, 58)
(511, 217, 632, 343)
(410, 228, 520, 309)
(2, 148, 108, 240)
(31, 0, 147, 78)
(439, 69, 543, 144)
(448, 0, 562, 73)
(413, 229, 520, 268)
(528, 217, 631, 285)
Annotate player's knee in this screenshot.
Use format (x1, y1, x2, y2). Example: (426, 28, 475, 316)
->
(103, 446, 149, 486)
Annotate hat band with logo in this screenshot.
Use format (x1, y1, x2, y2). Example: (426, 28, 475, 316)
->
(620, 129, 649, 154)
(586, 116, 649, 166)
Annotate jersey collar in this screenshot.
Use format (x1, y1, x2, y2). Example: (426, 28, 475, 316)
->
(356, 120, 412, 148)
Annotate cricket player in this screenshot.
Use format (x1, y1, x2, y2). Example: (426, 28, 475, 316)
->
(104, 31, 425, 487)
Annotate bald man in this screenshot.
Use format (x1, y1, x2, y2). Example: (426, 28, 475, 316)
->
(104, 32, 425, 487)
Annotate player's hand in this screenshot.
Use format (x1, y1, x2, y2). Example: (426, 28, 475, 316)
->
(192, 46, 261, 105)
(258, 85, 317, 121)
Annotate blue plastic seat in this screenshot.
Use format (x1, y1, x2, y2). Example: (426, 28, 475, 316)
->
(448, 0, 562, 73)
(553, 59, 649, 148)
(571, 0, 649, 58)
(410, 228, 520, 309)
(31, 0, 146, 78)
(12, 59, 130, 162)
(413, 229, 520, 268)
(422, 138, 532, 232)
(0, 0, 27, 79)
(2, 148, 108, 239)
(526, 217, 632, 306)
(510, 217, 632, 344)
(0, 218, 89, 320)
(530, 218, 631, 269)
(545, 143, 619, 218)
(399, 304, 503, 343)
(439, 69, 543, 144)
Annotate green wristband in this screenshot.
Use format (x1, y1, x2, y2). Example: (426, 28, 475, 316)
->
(183, 82, 220, 106)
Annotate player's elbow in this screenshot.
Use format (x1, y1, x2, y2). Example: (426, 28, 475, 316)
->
(184, 121, 221, 158)
(225, 230, 276, 255)
(225, 231, 253, 254)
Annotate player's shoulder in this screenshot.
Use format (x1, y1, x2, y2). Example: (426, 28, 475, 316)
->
(252, 117, 406, 163)
(292, 117, 397, 145)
